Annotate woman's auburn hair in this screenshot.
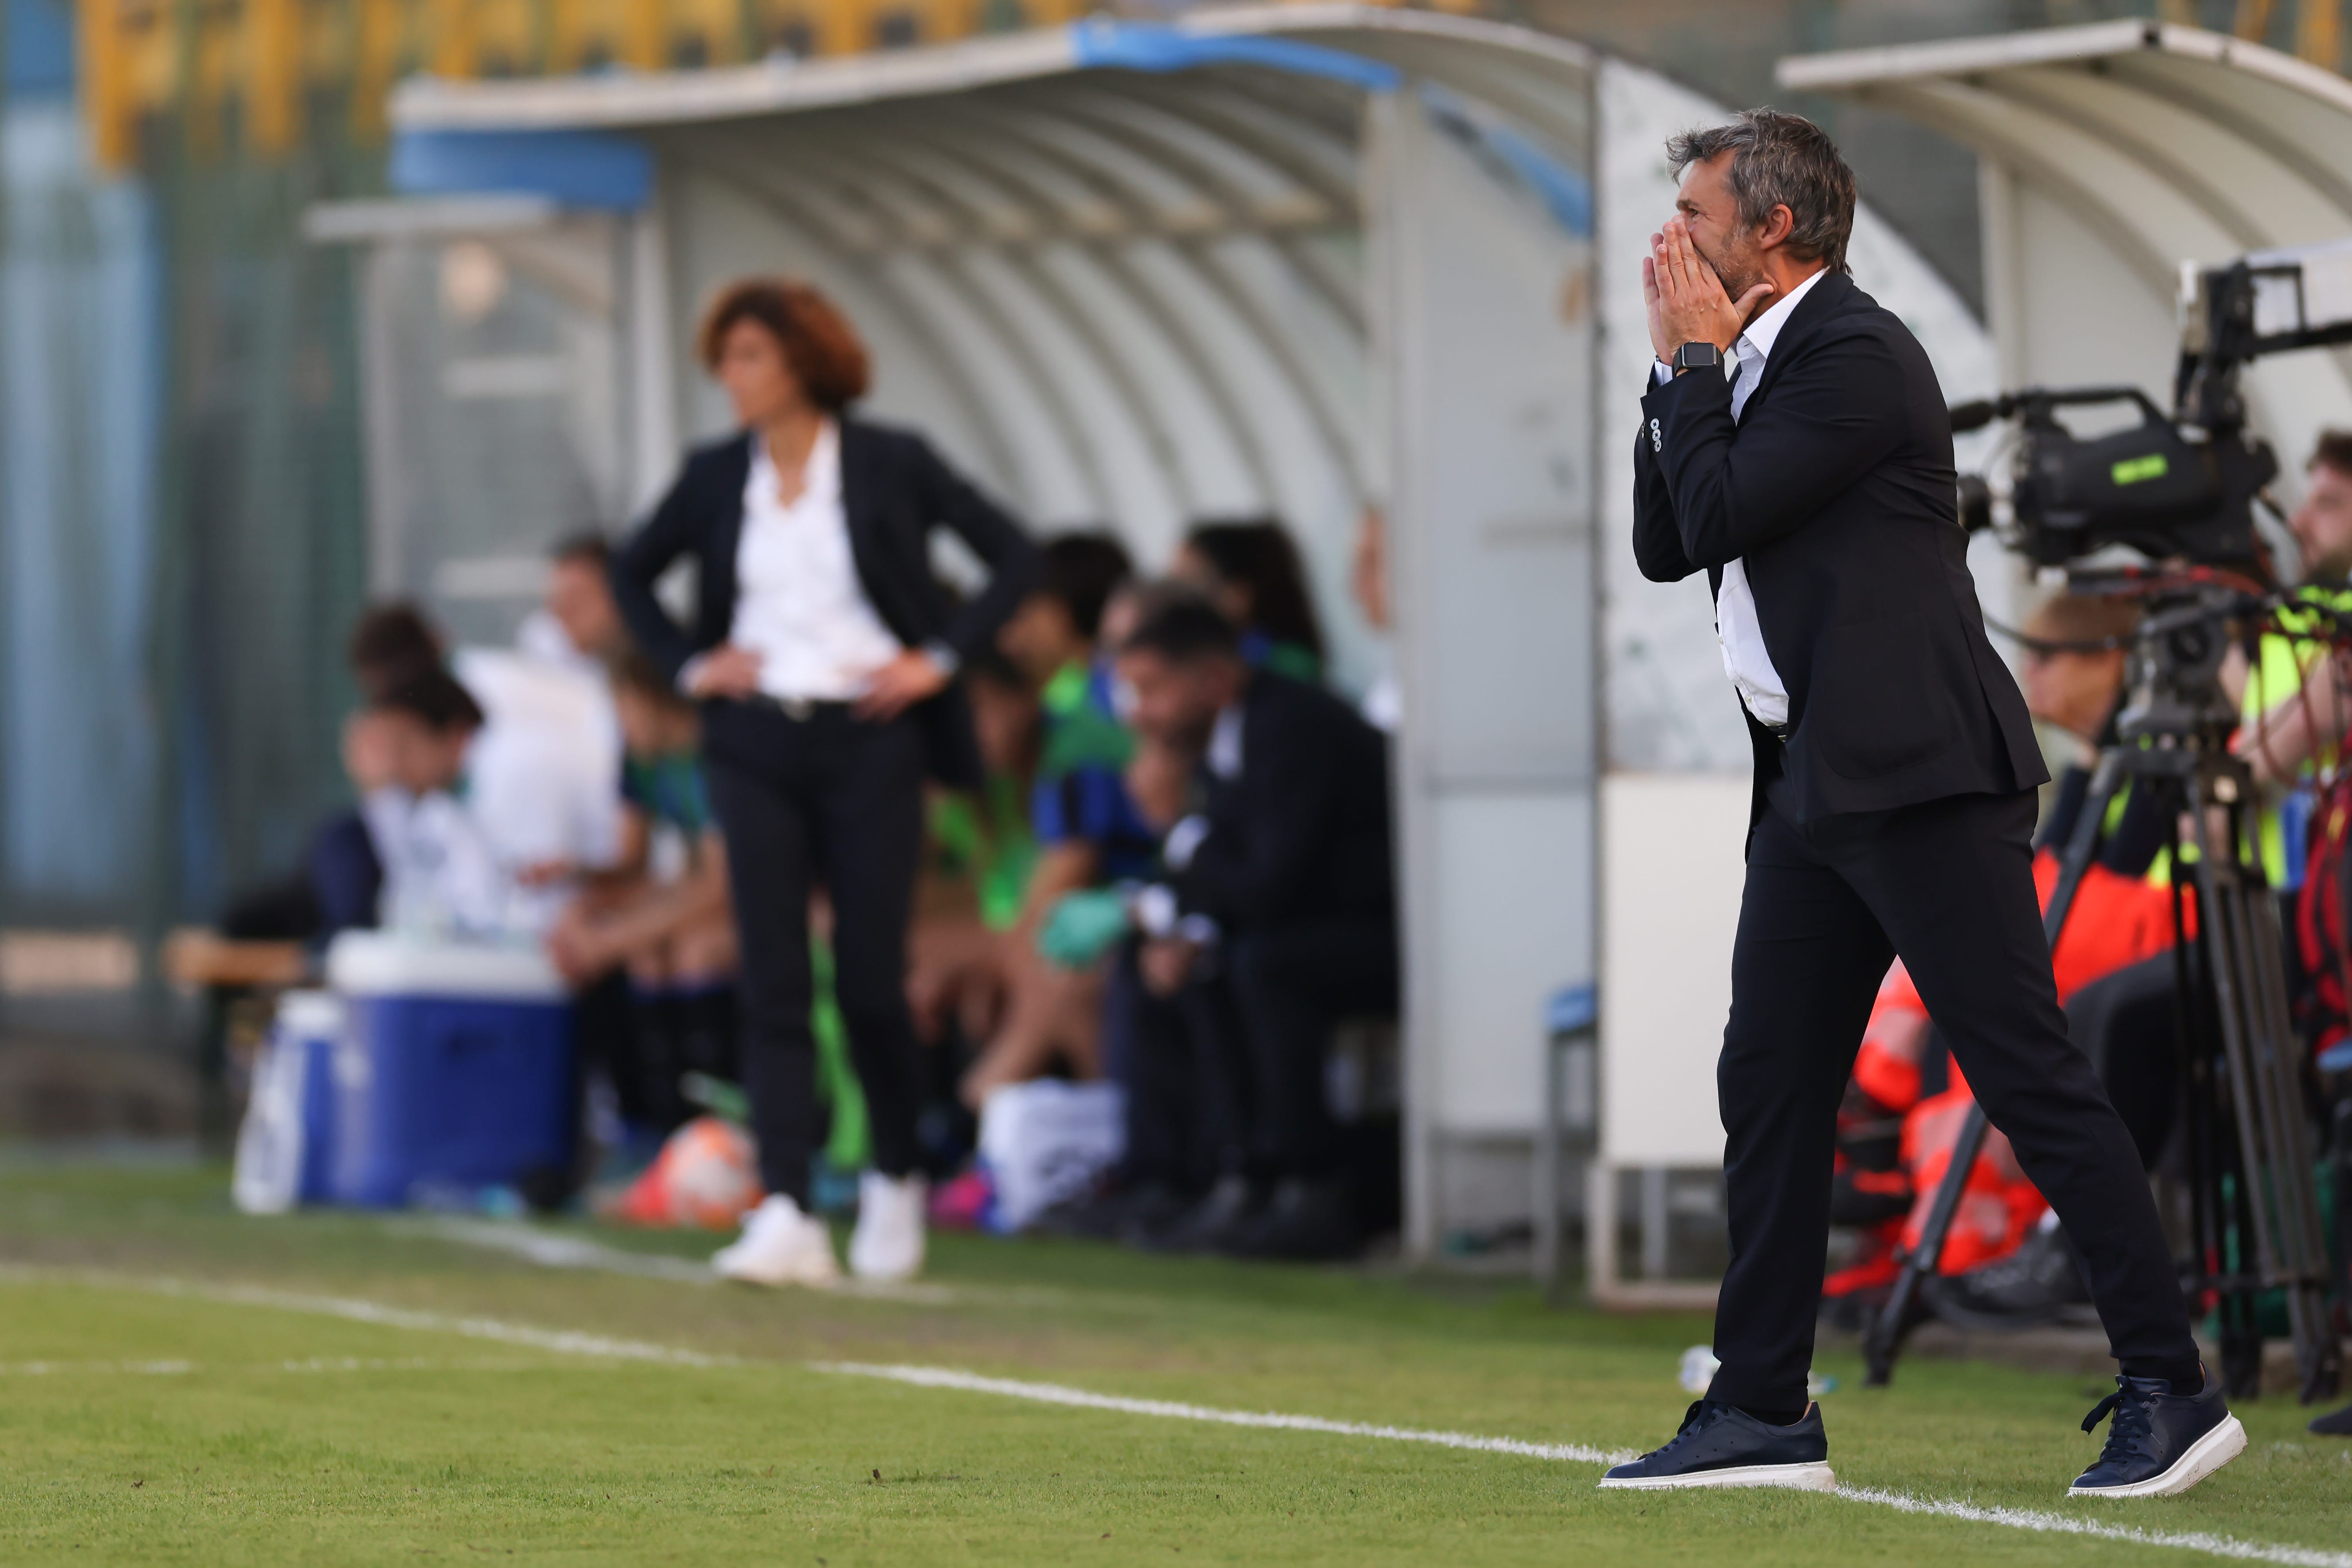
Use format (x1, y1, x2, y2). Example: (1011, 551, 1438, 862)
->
(696, 277, 870, 412)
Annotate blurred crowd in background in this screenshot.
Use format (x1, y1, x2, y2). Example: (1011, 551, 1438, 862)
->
(192, 487, 1407, 1263)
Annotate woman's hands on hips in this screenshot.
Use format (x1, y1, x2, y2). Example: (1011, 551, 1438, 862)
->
(686, 644, 764, 700)
(1644, 216, 1772, 364)
(856, 648, 951, 721)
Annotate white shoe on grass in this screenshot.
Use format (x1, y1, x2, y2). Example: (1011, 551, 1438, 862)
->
(713, 1195, 839, 1288)
(848, 1171, 927, 1282)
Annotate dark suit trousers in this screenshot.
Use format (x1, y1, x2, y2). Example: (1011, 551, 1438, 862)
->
(1115, 939, 1250, 1191)
(705, 702, 926, 1202)
(1227, 921, 1398, 1179)
(1712, 786, 2198, 1411)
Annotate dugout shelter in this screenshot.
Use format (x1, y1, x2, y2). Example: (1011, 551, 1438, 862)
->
(312, 3, 1995, 1271)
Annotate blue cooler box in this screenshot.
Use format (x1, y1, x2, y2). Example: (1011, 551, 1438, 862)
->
(325, 933, 576, 1208)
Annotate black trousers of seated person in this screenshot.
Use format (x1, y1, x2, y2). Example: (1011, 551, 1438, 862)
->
(1117, 939, 1250, 1191)
(2064, 952, 2184, 1172)
(1712, 787, 2199, 1413)
(1226, 921, 1398, 1179)
(704, 701, 927, 1205)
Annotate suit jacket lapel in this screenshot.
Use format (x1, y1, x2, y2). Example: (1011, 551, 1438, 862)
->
(837, 418, 886, 593)
(837, 417, 876, 544)
(835, 418, 909, 643)
(1742, 269, 1855, 415)
(708, 431, 754, 634)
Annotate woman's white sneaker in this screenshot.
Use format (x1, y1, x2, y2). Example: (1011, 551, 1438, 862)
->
(713, 1195, 840, 1287)
(848, 1171, 927, 1281)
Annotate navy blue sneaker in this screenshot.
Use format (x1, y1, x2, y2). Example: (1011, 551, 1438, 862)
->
(2070, 1368, 2246, 1497)
(1597, 1400, 1834, 1492)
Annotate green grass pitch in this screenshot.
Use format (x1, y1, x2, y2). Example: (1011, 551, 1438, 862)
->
(0, 1160, 2346, 1566)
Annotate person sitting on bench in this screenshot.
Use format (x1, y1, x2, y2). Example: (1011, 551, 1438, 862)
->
(1109, 593, 1397, 1261)
(545, 653, 738, 1133)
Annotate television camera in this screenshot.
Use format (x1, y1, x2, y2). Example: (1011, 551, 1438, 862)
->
(1951, 236, 2352, 570)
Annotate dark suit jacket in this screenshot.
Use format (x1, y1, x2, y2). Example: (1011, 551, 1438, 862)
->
(1632, 269, 2046, 825)
(610, 418, 1041, 788)
(307, 810, 384, 938)
(1172, 671, 1394, 935)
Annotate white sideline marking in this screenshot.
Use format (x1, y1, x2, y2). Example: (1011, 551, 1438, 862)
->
(0, 1267, 730, 1367)
(389, 1218, 722, 1286)
(388, 1216, 967, 1304)
(140, 1278, 738, 1366)
(813, 1362, 2352, 1568)
(812, 1360, 1637, 1465)
(8, 1270, 2348, 1567)
(1840, 1486, 2352, 1568)
(0, 1357, 569, 1376)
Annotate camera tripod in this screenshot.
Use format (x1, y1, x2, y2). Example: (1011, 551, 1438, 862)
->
(1861, 581, 2343, 1403)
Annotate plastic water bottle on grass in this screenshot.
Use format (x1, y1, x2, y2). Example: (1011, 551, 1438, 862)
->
(1677, 1346, 1836, 1399)
(408, 1179, 526, 1218)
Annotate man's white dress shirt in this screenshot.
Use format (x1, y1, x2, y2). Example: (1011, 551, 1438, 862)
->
(730, 420, 903, 701)
(1141, 702, 1243, 947)
(366, 782, 514, 939)
(455, 640, 625, 923)
(1654, 266, 1827, 730)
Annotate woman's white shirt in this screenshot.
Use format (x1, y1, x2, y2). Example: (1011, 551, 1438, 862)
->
(729, 420, 903, 701)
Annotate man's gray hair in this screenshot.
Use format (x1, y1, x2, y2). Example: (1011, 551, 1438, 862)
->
(1666, 109, 1857, 275)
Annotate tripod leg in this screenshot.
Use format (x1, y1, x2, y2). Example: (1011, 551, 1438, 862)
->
(1863, 1100, 1987, 1385)
(2239, 873, 2344, 1403)
(2337, 1100, 2352, 1313)
(2188, 766, 2343, 1403)
(1861, 752, 2128, 1387)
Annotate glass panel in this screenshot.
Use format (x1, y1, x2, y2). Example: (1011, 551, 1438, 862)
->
(362, 219, 623, 648)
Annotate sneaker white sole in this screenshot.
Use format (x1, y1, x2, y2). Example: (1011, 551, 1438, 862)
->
(1598, 1462, 1836, 1493)
(848, 1224, 924, 1282)
(715, 1258, 839, 1288)
(712, 1241, 839, 1289)
(2068, 1414, 2246, 1498)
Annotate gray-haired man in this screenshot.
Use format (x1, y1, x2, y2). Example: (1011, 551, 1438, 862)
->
(1600, 109, 2242, 1498)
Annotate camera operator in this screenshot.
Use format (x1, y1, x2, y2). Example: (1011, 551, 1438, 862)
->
(2232, 432, 2352, 800)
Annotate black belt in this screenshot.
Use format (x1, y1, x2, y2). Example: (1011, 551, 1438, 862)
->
(743, 693, 856, 721)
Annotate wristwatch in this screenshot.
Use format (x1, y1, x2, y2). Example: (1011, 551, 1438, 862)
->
(1672, 341, 1724, 375)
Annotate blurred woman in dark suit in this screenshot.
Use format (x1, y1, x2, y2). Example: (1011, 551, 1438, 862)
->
(611, 278, 1038, 1285)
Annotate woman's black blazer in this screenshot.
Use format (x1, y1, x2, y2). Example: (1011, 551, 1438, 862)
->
(609, 418, 1041, 788)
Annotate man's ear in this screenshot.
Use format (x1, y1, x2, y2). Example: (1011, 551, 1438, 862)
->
(1757, 203, 1796, 252)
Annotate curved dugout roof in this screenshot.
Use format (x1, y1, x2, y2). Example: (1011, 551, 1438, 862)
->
(1779, 20, 2352, 499)
(389, 7, 1597, 569)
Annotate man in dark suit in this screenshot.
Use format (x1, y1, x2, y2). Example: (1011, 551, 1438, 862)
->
(1599, 111, 2241, 1499)
(1111, 595, 1396, 1260)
